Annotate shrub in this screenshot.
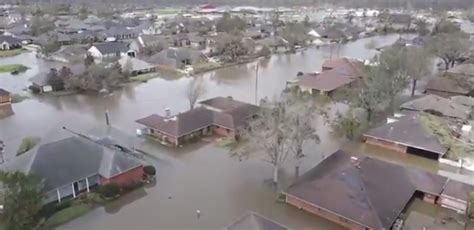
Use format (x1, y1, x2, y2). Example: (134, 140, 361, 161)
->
(37, 199, 73, 220)
(469, 192, 474, 219)
(143, 165, 156, 176)
(98, 183, 121, 199)
(17, 136, 41, 156)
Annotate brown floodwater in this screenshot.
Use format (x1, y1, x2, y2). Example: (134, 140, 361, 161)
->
(0, 34, 438, 229)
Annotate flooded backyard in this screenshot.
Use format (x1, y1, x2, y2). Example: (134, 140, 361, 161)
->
(0, 34, 448, 229)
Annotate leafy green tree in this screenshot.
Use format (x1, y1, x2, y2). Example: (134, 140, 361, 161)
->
(332, 109, 367, 140)
(281, 22, 308, 51)
(405, 47, 432, 96)
(16, 136, 41, 156)
(0, 171, 44, 230)
(215, 32, 250, 62)
(84, 54, 95, 68)
(215, 12, 247, 33)
(428, 32, 470, 70)
(431, 18, 461, 35)
(414, 18, 430, 36)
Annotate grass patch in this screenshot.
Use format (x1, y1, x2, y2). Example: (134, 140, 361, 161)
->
(420, 114, 474, 160)
(11, 94, 28, 103)
(0, 49, 26, 58)
(192, 62, 222, 74)
(129, 73, 158, 83)
(17, 136, 41, 156)
(43, 203, 92, 229)
(0, 64, 28, 73)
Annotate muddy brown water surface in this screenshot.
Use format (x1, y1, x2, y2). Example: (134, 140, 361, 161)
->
(1, 34, 453, 229)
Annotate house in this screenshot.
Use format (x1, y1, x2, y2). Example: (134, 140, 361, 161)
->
(439, 180, 474, 214)
(364, 114, 447, 160)
(0, 127, 144, 203)
(130, 35, 171, 54)
(295, 58, 366, 96)
(387, 13, 413, 30)
(0, 88, 11, 106)
(149, 48, 206, 69)
(424, 77, 471, 98)
(400, 94, 470, 120)
(172, 33, 191, 47)
(50, 46, 88, 63)
(225, 212, 289, 230)
(88, 42, 135, 63)
(446, 64, 474, 78)
(136, 97, 259, 146)
(284, 150, 472, 229)
(0, 35, 22, 50)
(102, 26, 137, 41)
(119, 56, 156, 76)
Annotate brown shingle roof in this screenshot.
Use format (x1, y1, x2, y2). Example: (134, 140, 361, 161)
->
(225, 212, 289, 230)
(425, 77, 469, 95)
(297, 70, 355, 92)
(364, 115, 447, 156)
(322, 58, 366, 78)
(442, 179, 474, 201)
(286, 150, 447, 229)
(137, 97, 260, 137)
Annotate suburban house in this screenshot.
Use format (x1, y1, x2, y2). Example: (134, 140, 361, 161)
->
(386, 13, 413, 30)
(102, 26, 137, 41)
(439, 180, 474, 214)
(172, 33, 191, 47)
(130, 35, 172, 54)
(1, 127, 144, 203)
(364, 114, 447, 160)
(284, 150, 473, 229)
(446, 64, 474, 78)
(0, 35, 22, 50)
(88, 42, 135, 63)
(119, 56, 156, 76)
(50, 46, 88, 63)
(225, 212, 289, 230)
(0, 88, 12, 106)
(424, 77, 471, 98)
(294, 58, 366, 96)
(29, 72, 66, 94)
(136, 97, 259, 146)
(149, 48, 207, 69)
(400, 94, 470, 120)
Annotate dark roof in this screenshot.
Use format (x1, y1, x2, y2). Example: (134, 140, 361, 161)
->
(0, 88, 10, 96)
(297, 70, 355, 92)
(400, 95, 470, 120)
(225, 212, 289, 230)
(1, 129, 143, 191)
(0, 35, 21, 44)
(364, 115, 447, 156)
(137, 98, 260, 137)
(425, 77, 469, 95)
(91, 42, 130, 55)
(442, 179, 474, 201)
(447, 64, 474, 77)
(286, 150, 447, 229)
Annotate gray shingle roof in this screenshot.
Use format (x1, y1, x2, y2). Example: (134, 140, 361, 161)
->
(0, 35, 21, 44)
(286, 150, 447, 230)
(1, 129, 143, 191)
(364, 115, 447, 156)
(0, 88, 10, 96)
(400, 95, 470, 120)
(92, 42, 130, 55)
(225, 212, 289, 230)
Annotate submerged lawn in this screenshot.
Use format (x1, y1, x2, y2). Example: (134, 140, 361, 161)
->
(43, 203, 92, 229)
(0, 49, 26, 58)
(0, 64, 29, 73)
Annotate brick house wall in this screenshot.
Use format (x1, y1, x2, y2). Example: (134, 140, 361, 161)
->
(365, 136, 407, 153)
(100, 166, 144, 186)
(0, 95, 11, 105)
(212, 126, 235, 137)
(286, 194, 371, 230)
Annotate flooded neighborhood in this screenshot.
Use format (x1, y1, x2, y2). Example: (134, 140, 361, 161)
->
(0, 1, 474, 230)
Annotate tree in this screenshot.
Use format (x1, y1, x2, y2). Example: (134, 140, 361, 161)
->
(16, 136, 41, 156)
(0, 171, 43, 230)
(186, 77, 206, 109)
(332, 108, 368, 140)
(281, 22, 308, 51)
(431, 18, 461, 35)
(78, 4, 89, 20)
(257, 45, 272, 57)
(231, 93, 321, 185)
(215, 32, 250, 62)
(414, 18, 430, 36)
(84, 54, 95, 68)
(215, 12, 247, 33)
(405, 47, 432, 96)
(428, 33, 470, 70)
(30, 15, 54, 36)
(40, 34, 60, 56)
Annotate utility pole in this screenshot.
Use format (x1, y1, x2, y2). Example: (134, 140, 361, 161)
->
(255, 63, 259, 105)
(105, 110, 110, 126)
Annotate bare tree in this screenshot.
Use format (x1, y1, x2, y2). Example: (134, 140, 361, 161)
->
(186, 77, 206, 109)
